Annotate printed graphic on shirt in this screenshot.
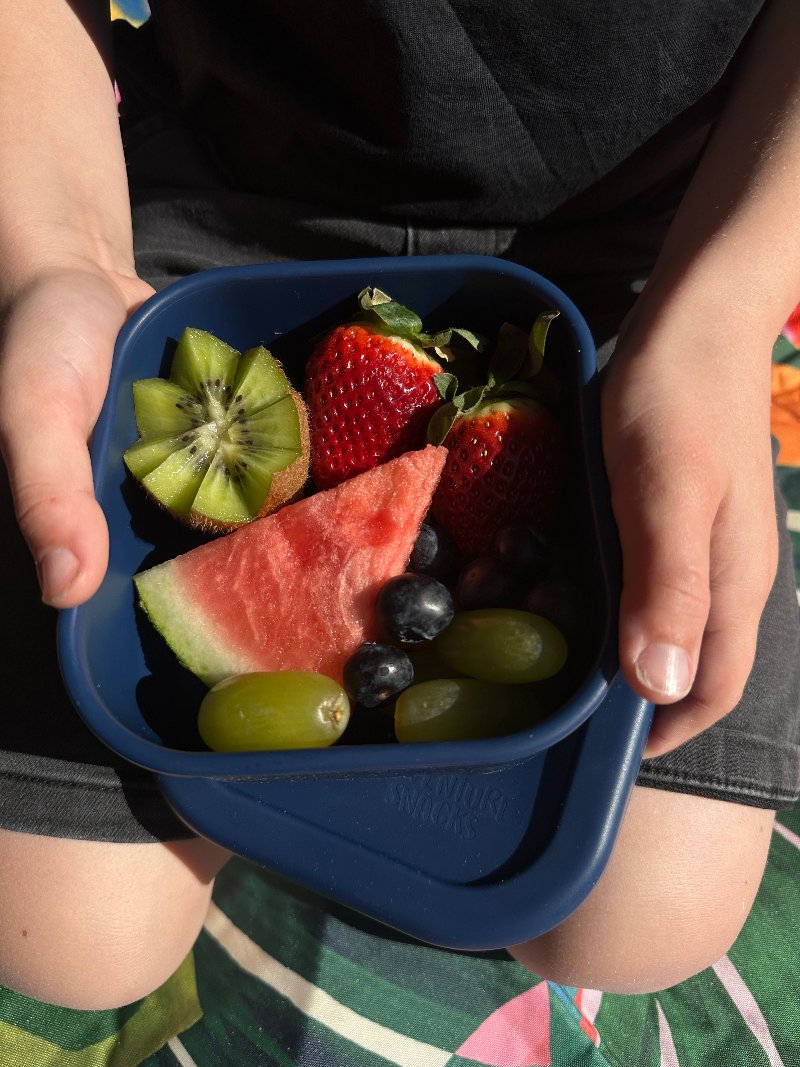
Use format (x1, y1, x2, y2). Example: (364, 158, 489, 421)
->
(111, 0, 150, 26)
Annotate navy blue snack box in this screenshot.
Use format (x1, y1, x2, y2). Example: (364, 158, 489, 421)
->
(58, 255, 652, 950)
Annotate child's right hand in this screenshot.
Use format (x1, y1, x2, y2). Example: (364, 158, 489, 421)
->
(0, 266, 154, 607)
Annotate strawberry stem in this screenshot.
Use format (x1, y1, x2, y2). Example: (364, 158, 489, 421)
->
(426, 309, 561, 444)
(357, 287, 481, 361)
(488, 310, 559, 385)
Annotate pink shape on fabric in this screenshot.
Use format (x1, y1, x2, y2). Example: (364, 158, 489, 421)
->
(783, 301, 800, 347)
(455, 981, 551, 1066)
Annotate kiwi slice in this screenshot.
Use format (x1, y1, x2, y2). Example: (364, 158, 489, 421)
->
(124, 327, 309, 530)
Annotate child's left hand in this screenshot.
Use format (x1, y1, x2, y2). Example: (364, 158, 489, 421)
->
(601, 302, 778, 757)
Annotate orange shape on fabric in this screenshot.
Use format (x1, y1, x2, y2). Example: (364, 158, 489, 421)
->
(771, 363, 800, 467)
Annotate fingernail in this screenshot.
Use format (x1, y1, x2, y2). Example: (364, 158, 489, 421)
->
(37, 548, 80, 604)
(635, 643, 692, 699)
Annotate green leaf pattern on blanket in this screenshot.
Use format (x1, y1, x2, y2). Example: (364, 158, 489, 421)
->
(0, 953, 200, 1066)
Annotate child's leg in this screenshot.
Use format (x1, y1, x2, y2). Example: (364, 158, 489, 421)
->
(509, 786, 774, 993)
(508, 432, 798, 994)
(0, 466, 229, 1010)
(0, 830, 229, 1009)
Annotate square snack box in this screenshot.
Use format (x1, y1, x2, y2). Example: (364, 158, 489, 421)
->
(59, 255, 652, 950)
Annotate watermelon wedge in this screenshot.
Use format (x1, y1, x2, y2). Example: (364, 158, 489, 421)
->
(134, 445, 447, 686)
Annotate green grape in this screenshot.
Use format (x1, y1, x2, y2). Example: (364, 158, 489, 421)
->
(395, 678, 549, 743)
(433, 608, 568, 683)
(198, 671, 350, 752)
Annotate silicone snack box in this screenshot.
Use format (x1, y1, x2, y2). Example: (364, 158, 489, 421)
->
(58, 255, 653, 950)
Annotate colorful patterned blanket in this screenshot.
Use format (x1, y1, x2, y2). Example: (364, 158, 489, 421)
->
(3, 815, 800, 1067)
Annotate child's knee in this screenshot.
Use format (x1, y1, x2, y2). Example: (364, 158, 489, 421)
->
(508, 786, 774, 994)
(508, 893, 748, 993)
(2, 920, 203, 1010)
(0, 830, 226, 1009)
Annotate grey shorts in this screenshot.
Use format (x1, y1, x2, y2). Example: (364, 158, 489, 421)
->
(0, 115, 797, 843)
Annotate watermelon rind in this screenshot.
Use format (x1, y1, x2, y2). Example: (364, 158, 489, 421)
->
(134, 566, 255, 686)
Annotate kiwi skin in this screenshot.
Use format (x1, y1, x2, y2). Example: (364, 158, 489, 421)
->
(186, 389, 311, 534)
(269, 390, 312, 509)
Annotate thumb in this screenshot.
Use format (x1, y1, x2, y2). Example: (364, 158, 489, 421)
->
(0, 274, 124, 608)
(2, 409, 109, 608)
(0, 268, 152, 607)
(610, 447, 713, 710)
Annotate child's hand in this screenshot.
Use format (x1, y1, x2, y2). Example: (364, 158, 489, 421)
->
(0, 267, 154, 607)
(601, 308, 778, 757)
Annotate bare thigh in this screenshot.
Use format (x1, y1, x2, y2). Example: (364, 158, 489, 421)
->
(508, 784, 775, 993)
(0, 828, 230, 1010)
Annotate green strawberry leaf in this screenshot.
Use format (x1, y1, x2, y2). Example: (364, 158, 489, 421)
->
(459, 384, 492, 414)
(488, 311, 560, 384)
(488, 323, 530, 386)
(358, 287, 424, 336)
(526, 310, 560, 376)
(450, 327, 483, 350)
(357, 288, 485, 375)
(425, 327, 484, 364)
(419, 326, 483, 351)
(434, 372, 460, 401)
(427, 401, 461, 445)
(423, 328, 458, 363)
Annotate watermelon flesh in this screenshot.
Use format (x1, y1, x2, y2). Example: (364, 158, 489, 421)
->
(134, 445, 447, 686)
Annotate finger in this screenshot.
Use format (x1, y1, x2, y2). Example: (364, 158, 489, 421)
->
(0, 271, 145, 607)
(0, 331, 109, 607)
(1, 392, 109, 608)
(643, 515, 776, 757)
(610, 446, 716, 709)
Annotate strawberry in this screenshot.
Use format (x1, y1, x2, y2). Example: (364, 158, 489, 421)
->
(305, 289, 478, 489)
(428, 313, 565, 559)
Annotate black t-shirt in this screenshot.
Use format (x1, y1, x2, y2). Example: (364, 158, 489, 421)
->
(134, 0, 766, 225)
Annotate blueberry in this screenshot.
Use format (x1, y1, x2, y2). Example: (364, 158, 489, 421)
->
(408, 523, 459, 582)
(343, 642, 415, 708)
(455, 556, 520, 610)
(376, 573, 455, 644)
(492, 523, 551, 578)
